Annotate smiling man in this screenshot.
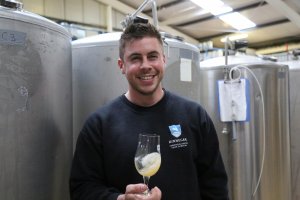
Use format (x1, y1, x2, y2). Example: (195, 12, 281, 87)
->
(70, 22, 229, 200)
(118, 24, 165, 107)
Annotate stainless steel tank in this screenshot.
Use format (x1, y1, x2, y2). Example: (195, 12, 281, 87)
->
(0, 1, 72, 200)
(72, 32, 201, 147)
(200, 55, 291, 200)
(279, 59, 300, 200)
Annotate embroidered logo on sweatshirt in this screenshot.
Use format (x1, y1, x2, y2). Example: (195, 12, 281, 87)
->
(168, 124, 188, 149)
(168, 124, 181, 138)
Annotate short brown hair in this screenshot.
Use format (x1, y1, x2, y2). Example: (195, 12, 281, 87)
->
(119, 23, 163, 60)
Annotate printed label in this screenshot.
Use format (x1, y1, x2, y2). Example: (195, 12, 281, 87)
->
(0, 30, 26, 45)
(180, 58, 192, 82)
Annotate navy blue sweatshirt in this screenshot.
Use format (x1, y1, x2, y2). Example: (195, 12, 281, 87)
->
(70, 90, 229, 200)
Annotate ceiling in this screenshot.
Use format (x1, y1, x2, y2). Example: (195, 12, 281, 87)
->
(102, 0, 300, 50)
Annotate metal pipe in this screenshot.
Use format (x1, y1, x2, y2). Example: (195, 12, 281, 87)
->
(221, 37, 230, 138)
(131, 0, 151, 18)
(225, 37, 229, 66)
(126, 0, 159, 29)
(151, 0, 158, 29)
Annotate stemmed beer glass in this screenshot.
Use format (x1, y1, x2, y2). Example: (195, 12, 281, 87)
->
(134, 134, 161, 195)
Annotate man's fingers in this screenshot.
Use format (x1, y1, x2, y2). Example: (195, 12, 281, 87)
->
(150, 187, 162, 198)
(125, 184, 148, 194)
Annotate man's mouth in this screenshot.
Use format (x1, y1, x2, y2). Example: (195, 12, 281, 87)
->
(139, 75, 155, 80)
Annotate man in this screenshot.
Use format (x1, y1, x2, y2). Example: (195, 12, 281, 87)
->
(70, 22, 229, 200)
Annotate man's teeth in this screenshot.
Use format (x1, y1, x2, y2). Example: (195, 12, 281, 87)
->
(140, 76, 153, 80)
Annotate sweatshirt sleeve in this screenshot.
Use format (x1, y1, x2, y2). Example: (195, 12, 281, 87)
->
(69, 115, 121, 200)
(197, 110, 229, 200)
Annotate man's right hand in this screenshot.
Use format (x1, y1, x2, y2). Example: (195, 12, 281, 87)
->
(117, 184, 161, 200)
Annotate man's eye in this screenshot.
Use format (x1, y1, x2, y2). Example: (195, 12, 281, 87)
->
(131, 57, 140, 61)
(149, 55, 158, 59)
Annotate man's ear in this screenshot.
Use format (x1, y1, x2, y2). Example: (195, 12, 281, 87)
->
(118, 58, 125, 74)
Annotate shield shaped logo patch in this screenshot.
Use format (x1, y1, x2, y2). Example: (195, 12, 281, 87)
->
(168, 125, 181, 138)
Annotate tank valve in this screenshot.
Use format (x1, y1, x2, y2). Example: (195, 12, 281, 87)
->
(0, 0, 23, 10)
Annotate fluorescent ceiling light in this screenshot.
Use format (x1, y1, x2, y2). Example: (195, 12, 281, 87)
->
(219, 12, 256, 30)
(190, 0, 232, 15)
(210, 6, 233, 15)
(220, 34, 249, 42)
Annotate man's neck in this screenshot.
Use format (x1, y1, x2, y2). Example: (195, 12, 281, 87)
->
(125, 89, 164, 107)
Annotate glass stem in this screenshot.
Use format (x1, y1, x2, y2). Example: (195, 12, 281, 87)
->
(143, 176, 151, 196)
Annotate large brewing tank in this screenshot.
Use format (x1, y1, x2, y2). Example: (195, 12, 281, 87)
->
(0, 1, 72, 200)
(72, 32, 201, 147)
(279, 59, 300, 200)
(199, 55, 291, 200)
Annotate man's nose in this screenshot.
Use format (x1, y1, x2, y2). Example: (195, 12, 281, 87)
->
(140, 58, 152, 69)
